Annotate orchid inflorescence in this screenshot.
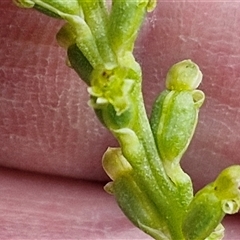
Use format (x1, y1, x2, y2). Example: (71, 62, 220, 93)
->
(14, 1, 240, 239)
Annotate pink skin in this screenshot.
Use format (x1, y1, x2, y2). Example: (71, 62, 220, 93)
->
(0, 1, 239, 239)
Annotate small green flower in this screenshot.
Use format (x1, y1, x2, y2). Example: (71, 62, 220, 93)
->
(88, 66, 135, 115)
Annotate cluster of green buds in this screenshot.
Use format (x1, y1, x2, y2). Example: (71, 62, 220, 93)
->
(14, 1, 240, 239)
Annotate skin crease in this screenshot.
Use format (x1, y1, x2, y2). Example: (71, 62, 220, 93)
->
(0, 1, 240, 239)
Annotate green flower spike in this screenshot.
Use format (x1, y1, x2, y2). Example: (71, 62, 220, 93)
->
(13, 1, 240, 240)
